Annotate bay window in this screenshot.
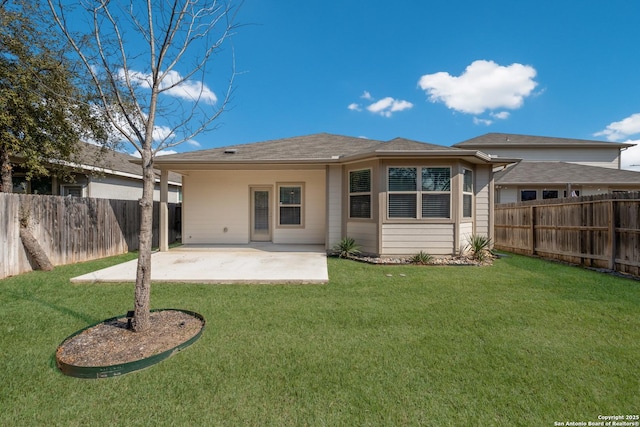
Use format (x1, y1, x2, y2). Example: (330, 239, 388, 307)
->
(462, 169, 473, 218)
(349, 169, 371, 218)
(388, 167, 451, 219)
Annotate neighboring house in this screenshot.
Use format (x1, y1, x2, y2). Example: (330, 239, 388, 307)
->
(454, 133, 640, 203)
(9, 142, 182, 202)
(152, 133, 513, 257)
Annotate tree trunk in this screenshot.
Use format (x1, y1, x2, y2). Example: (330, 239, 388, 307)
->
(0, 145, 13, 193)
(20, 226, 54, 271)
(131, 150, 156, 332)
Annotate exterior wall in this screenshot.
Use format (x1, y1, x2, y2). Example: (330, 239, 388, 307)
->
(182, 169, 326, 245)
(87, 175, 181, 202)
(459, 222, 474, 253)
(325, 165, 343, 250)
(346, 221, 378, 254)
(474, 165, 492, 237)
(497, 184, 640, 203)
(381, 223, 454, 256)
(481, 147, 620, 169)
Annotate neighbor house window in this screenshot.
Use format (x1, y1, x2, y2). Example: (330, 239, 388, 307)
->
(543, 190, 559, 199)
(462, 169, 473, 218)
(278, 184, 303, 226)
(349, 169, 371, 219)
(521, 190, 537, 201)
(61, 185, 83, 197)
(388, 167, 451, 219)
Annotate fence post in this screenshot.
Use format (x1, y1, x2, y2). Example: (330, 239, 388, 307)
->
(608, 200, 616, 270)
(529, 205, 535, 255)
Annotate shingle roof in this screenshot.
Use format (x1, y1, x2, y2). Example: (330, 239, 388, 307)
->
(76, 143, 182, 184)
(454, 133, 635, 149)
(153, 133, 492, 165)
(495, 161, 640, 185)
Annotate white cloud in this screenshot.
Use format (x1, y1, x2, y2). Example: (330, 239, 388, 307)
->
(620, 140, 640, 172)
(594, 113, 640, 141)
(156, 149, 178, 156)
(491, 111, 510, 120)
(119, 68, 217, 104)
(361, 91, 373, 100)
(348, 103, 362, 111)
(366, 97, 414, 117)
(152, 125, 175, 142)
(473, 117, 493, 126)
(417, 60, 538, 115)
(186, 139, 202, 148)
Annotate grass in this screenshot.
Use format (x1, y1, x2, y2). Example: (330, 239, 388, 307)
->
(1, 253, 639, 426)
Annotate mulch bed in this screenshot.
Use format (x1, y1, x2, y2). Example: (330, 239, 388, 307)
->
(56, 310, 204, 367)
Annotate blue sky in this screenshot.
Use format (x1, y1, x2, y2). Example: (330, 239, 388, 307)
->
(110, 1, 640, 170)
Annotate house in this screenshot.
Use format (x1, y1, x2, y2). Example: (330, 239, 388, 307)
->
(152, 133, 514, 257)
(454, 133, 640, 203)
(9, 142, 182, 202)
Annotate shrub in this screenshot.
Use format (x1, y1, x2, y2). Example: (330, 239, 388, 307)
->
(333, 237, 361, 258)
(465, 234, 492, 261)
(410, 251, 433, 265)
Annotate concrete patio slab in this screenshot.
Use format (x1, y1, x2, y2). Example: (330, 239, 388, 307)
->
(71, 244, 329, 284)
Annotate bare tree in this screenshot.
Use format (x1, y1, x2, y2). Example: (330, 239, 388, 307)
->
(47, 0, 238, 331)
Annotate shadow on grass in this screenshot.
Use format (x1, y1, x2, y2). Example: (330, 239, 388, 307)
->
(4, 288, 100, 325)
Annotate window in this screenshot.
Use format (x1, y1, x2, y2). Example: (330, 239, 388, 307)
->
(462, 169, 473, 218)
(61, 185, 83, 197)
(389, 167, 417, 218)
(422, 167, 451, 218)
(542, 190, 558, 199)
(388, 167, 451, 219)
(521, 190, 537, 201)
(278, 184, 302, 226)
(349, 169, 371, 218)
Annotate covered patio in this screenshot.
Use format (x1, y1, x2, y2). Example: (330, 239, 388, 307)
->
(71, 244, 329, 284)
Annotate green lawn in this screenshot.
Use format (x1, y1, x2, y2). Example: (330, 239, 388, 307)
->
(1, 253, 638, 426)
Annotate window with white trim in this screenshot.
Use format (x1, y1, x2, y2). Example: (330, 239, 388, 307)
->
(388, 167, 451, 219)
(349, 169, 371, 219)
(278, 184, 303, 226)
(462, 169, 473, 218)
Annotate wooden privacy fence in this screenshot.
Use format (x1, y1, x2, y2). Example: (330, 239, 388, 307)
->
(494, 192, 640, 277)
(0, 193, 180, 279)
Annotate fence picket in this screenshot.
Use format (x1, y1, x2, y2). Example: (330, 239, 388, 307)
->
(494, 192, 640, 278)
(0, 193, 180, 279)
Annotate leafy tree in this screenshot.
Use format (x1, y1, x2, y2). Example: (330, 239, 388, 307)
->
(0, 0, 107, 193)
(47, 0, 238, 331)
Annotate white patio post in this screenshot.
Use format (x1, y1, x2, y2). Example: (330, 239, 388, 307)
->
(159, 169, 169, 252)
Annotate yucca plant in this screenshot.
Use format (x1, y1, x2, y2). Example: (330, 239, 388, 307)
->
(465, 234, 493, 261)
(333, 237, 361, 259)
(410, 250, 433, 265)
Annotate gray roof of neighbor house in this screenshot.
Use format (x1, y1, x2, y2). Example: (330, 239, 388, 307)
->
(77, 143, 182, 185)
(495, 161, 640, 185)
(454, 133, 635, 149)
(152, 133, 513, 167)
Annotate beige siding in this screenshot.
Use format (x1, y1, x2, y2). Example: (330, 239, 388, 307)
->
(325, 165, 343, 249)
(183, 169, 325, 245)
(474, 165, 491, 236)
(88, 175, 181, 202)
(346, 221, 377, 254)
(381, 223, 454, 256)
(459, 222, 474, 253)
